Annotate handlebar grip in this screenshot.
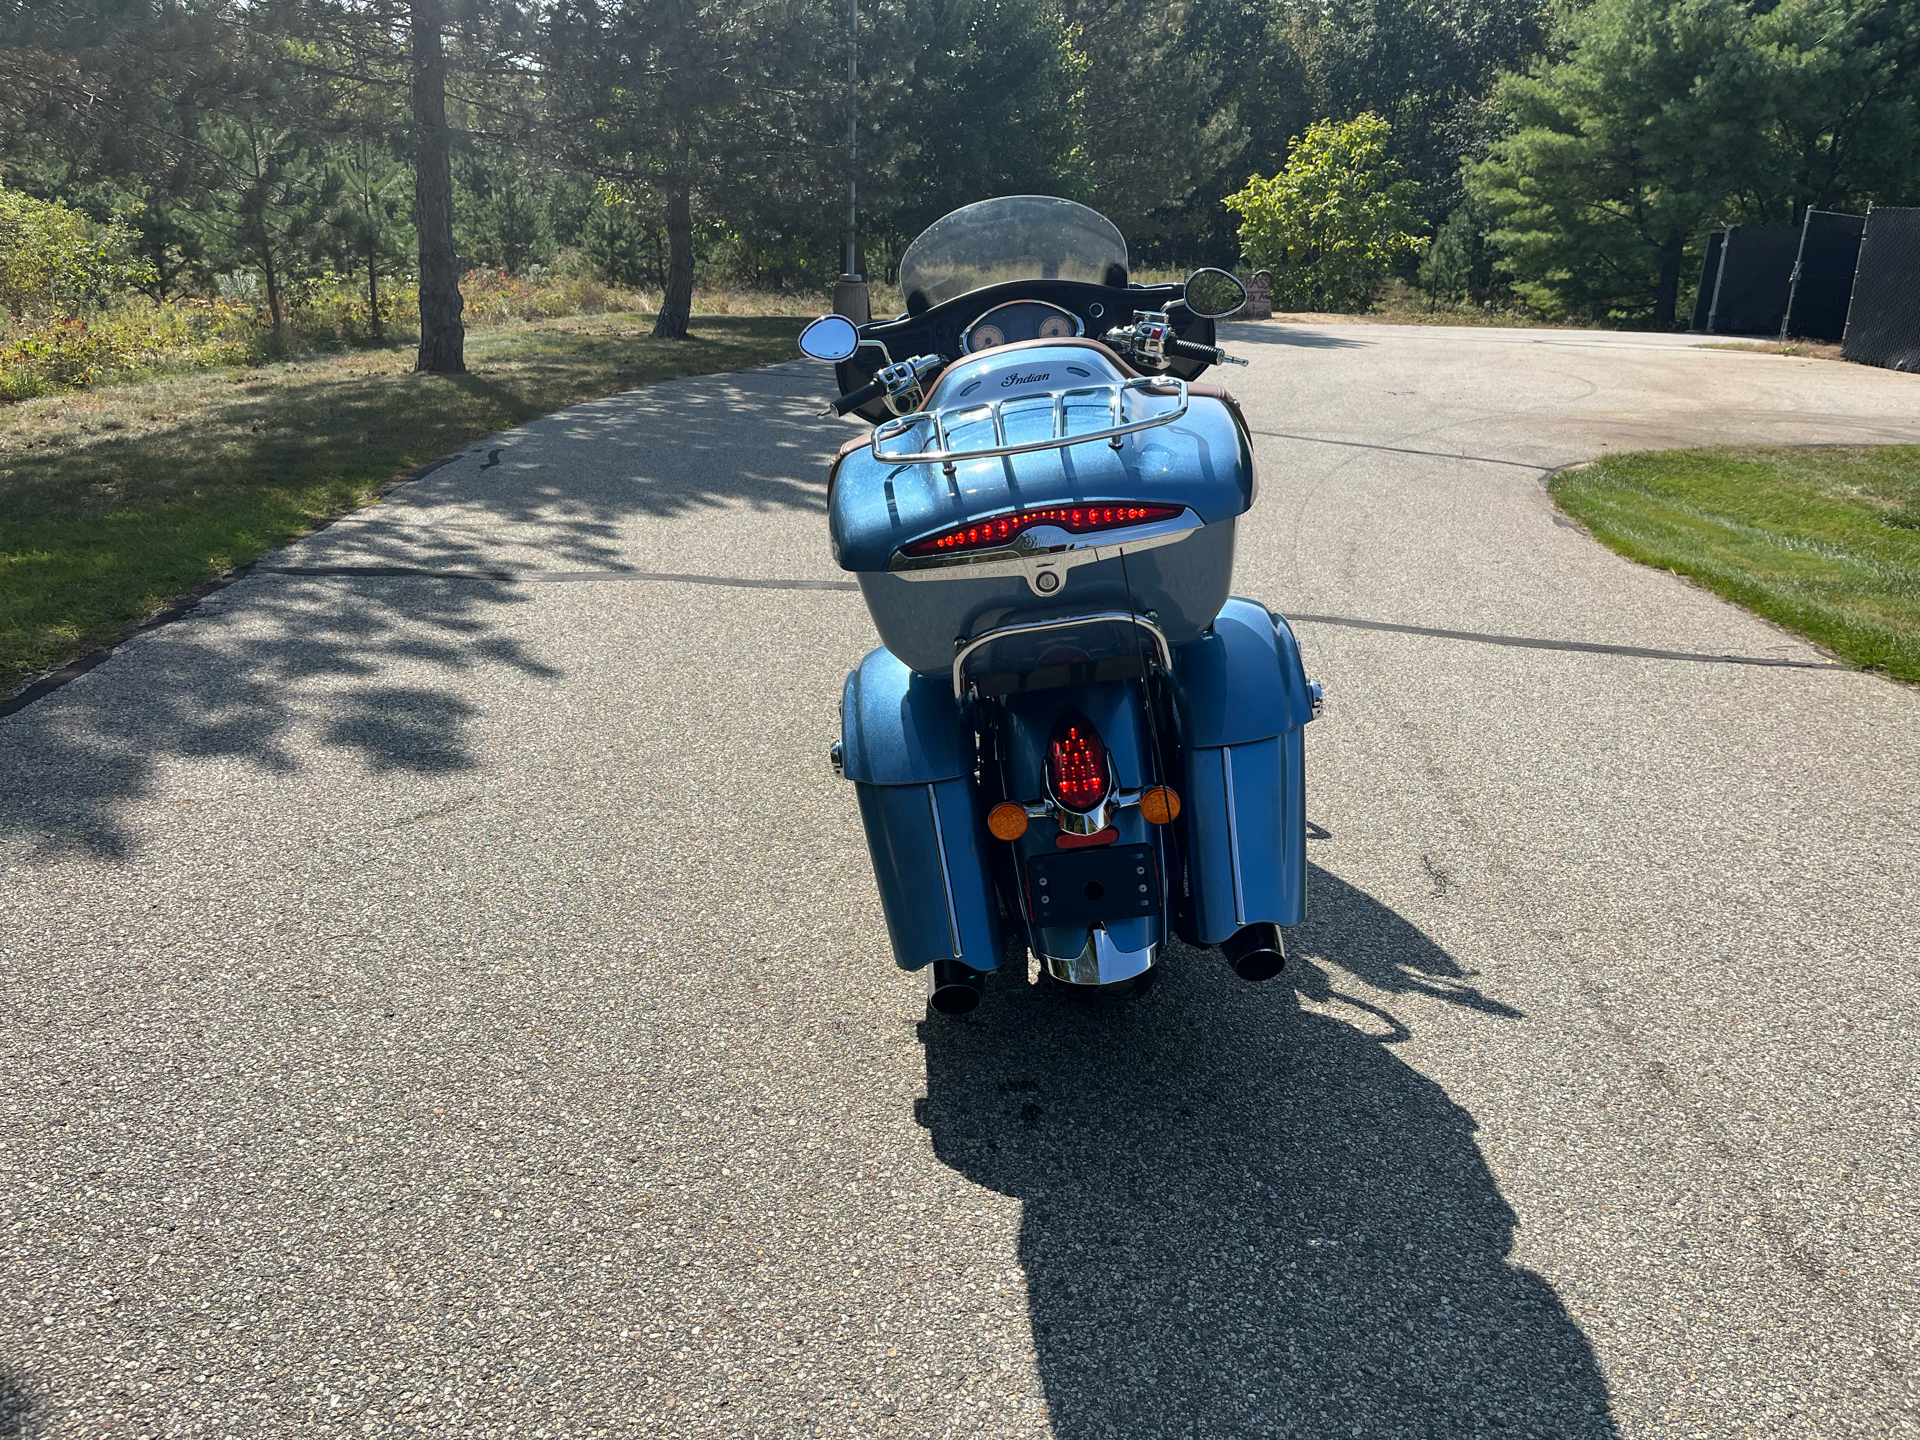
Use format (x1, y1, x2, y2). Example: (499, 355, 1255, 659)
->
(832, 377, 889, 415)
(1167, 338, 1221, 365)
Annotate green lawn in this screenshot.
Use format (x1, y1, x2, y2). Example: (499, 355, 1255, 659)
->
(0, 314, 803, 696)
(1550, 446, 1920, 683)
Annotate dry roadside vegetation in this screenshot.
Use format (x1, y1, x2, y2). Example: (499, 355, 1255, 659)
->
(0, 312, 804, 697)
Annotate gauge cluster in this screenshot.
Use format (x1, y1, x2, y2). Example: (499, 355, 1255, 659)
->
(832, 276, 1209, 424)
(961, 300, 1084, 353)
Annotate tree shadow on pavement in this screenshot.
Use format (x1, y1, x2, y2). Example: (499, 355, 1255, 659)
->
(294, 365, 834, 575)
(917, 868, 1615, 1440)
(0, 365, 844, 860)
(0, 570, 549, 859)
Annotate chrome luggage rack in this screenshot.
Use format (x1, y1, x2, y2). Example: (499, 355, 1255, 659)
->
(871, 377, 1188, 467)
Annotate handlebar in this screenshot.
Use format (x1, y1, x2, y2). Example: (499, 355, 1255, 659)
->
(830, 377, 889, 415)
(1167, 337, 1224, 365)
(818, 326, 1236, 418)
(822, 353, 944, 419)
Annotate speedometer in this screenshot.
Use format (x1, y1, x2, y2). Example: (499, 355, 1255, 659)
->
(962, 301, 1084, 353)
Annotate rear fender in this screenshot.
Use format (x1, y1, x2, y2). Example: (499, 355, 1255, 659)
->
(995, 679, 1168, 960)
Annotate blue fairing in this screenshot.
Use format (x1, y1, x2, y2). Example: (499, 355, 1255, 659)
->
(1171, 599, 1314, 943)
(840, 648, 1000, 972)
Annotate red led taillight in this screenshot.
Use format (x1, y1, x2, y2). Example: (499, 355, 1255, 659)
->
(901, 503, 1183, 558)
(1047, 713, 1110, 812)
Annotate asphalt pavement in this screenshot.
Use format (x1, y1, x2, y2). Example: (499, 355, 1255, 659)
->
(3, 323, 1918, 1439)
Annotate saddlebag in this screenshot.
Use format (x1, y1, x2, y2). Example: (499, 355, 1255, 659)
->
(839, 648, 1001, 973)
(1171, 597, 1317, 945)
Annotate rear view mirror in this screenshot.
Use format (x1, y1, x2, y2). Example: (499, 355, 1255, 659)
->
(1183, 268, 1248, 319)
(799, 313, 860, 362)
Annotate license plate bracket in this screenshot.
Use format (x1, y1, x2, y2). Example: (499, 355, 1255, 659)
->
(1025, 844, 1159, 929)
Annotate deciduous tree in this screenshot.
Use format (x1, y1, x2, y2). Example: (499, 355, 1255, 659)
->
(1225, 112, 1420, 310)
(0, 181, 151, 315)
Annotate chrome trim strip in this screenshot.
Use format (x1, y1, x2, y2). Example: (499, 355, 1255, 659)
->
(871, 378, 1188, 466)
(1012, 785, 1144, 834)
(886, 509, 1203, 579)
(926, 784, 963, 960)
(1223, 745, 1247, 926)
(951, 610, 1173, 701)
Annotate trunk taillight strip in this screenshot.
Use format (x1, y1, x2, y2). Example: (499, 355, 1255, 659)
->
(902, 504, 1186, 558)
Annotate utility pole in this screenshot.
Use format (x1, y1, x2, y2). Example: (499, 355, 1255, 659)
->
(846, 0, 857, 265)
(832, 0, 870, 323)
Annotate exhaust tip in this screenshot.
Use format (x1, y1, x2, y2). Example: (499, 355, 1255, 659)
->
(928, 960, 985, 1015)
(1232, 948, 1286, 982)
(1223, 922, 1286, 983)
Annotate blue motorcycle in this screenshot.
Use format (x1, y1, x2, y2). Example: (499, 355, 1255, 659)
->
(800, 196, 1322, 1014)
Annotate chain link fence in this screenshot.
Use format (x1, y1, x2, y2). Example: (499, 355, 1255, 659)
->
(1697, 225, 1801, 335)
(1841, 206, 1920, 372)
(1783, 210, 1866, 341)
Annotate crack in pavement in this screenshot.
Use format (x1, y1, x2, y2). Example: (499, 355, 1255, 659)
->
(3, 565, 1842, 725)
(1248, 429, 1559, 470)
(265, 566, 1839, 668)
(1288, 612, 1837, 668)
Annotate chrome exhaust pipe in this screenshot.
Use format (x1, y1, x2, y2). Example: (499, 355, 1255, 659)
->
(928, 960, 985, 1015)
(1223, 922, 1286, 982)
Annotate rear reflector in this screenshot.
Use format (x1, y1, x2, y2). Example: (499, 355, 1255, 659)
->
(1141, 786, 1181, 825)
(1055, 826, 1118, 850)
(1047, 711, 1110, 812)
(901, 503, 1183, 558)
(987, 802, 1029, 841)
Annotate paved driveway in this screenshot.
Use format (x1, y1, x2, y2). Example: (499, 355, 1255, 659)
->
(3, 326, 1917, 1439)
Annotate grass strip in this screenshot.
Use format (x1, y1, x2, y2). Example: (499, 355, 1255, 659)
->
(0, 313, 803, 696)
(1550, 445, 1920, 683)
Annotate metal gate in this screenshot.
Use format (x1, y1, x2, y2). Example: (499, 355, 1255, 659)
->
(1698, 225, 1801, 335)
(1841, 205, 1920, 372)
(1688, 233, 1724, 333)
(1782, 210, 1866, 342)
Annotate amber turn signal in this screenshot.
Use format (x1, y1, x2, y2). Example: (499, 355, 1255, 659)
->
(1140, 786, 1182, 825)
(987, 802, 1030, 841)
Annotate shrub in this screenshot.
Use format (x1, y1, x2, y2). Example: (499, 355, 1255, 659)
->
(0, 185, 155, 318)
(1225, 114, 1423, 313)
(0, 317, 131, 399)
(460, 267, 638, 324)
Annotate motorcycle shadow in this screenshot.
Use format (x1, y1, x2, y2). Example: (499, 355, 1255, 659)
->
(916, 868, 1617, 1440)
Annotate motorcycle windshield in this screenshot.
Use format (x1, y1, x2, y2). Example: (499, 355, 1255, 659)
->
(897, 196, 1127, 310)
